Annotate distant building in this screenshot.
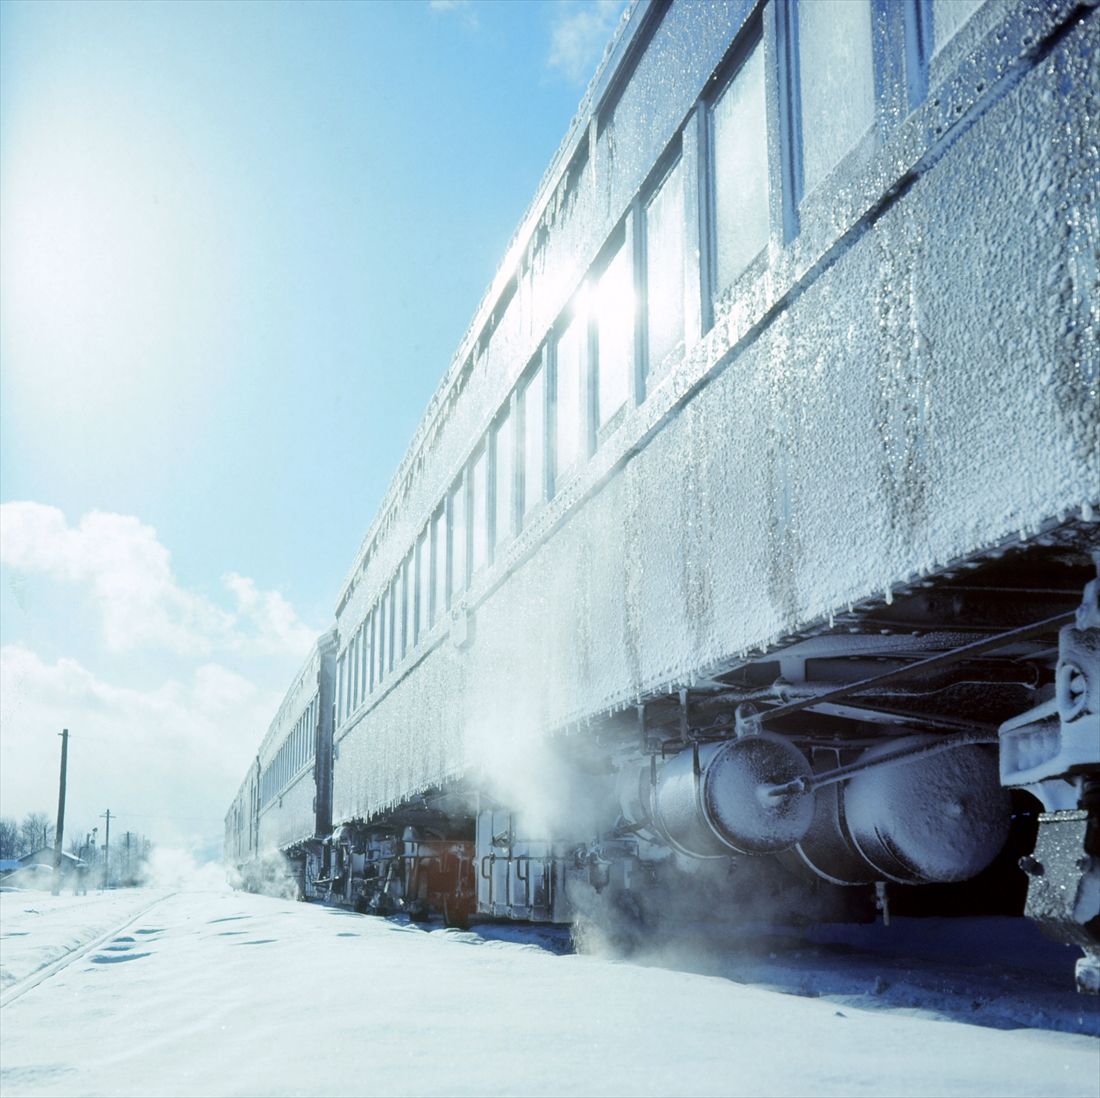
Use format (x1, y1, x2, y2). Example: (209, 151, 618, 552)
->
(15, 847, 87, 879)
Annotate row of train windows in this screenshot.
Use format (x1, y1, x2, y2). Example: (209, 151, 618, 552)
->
(336, 140, 690, 725)
(334, 0, 986, 726)
(259, 697, 319, 807)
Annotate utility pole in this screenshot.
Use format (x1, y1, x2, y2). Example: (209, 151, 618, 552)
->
(125, 831, 131, 885)
(101, 809, 112, 889)
(51, 729, 69, 896)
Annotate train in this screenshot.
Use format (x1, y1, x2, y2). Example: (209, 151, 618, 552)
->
(226, 0, 1100, 992)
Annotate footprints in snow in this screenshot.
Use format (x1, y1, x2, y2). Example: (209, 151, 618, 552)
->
(204, 914, 271, 944)
(88, 930, 160, 966)
(89, 951, 152, 965)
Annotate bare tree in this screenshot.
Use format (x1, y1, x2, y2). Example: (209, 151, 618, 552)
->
(0, 817, 18, 859)
(68, 828, 93, 859)
(19, 812, 53, 854)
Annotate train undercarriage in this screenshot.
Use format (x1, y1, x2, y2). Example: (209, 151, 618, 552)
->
(280, 531, 1099, 991)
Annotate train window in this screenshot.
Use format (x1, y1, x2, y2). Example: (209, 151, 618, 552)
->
(595, 239, 633, 428)
(399, 555, 410, 659)
(386, 584, 395, 674)
(377, 590, 387, 687)
(554, 310, 586, 480)
(365, 616, 373, 693)
(367, 611, 376, 695)
(797, 0, 875, 198)
(364, 612, 373, 695)
(376, 594, 385, 680)
(402, 552, 414, 658)
(449, 478, 466, 604)
(335, 653, 344, 726)
(932, 0, 981, 53)
(348, 631, 357, 709)
(371, 605, 380, 689)
(470, 444, 489, 576)
(711, 37, 769, 297)
(391, 580, 400, 673)
(353, 626, 361, 702)
(431, 506, 446, 626)
(492, 408, 514, 550)
(352, 629, 360, 704)
(346, 637, 353, 711)
(338, 646, 347, 726)
(367, 624, 376, 699)
(364, 620, 371, 699)
(521, 364, 546, 519)
(416, 529, 429, 641)
(345, 647, 353, 722)
(644, 156, 685, 377)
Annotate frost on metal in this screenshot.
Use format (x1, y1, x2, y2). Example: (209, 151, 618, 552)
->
(330, 0, 1099, 823)
(256, 632, 334, 852)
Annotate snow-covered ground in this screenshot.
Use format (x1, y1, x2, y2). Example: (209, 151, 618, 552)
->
(1, 884, 1097, 1098)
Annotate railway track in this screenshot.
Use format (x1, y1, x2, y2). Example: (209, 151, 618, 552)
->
(0, 892, 175, 1009)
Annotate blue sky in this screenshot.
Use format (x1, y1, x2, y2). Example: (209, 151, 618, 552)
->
(0, 0, 626, 851)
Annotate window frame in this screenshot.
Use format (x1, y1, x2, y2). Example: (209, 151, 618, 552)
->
(638, 139, 687, 384)
(703, 13, 772, 308)
(590, 221, 636, 445)
(518, 352, 549, 526)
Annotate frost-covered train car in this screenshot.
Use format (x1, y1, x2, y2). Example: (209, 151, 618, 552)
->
(224, 768, 259, 880)
(225, 630, 337, 895)
(231, 0, 1099, 988)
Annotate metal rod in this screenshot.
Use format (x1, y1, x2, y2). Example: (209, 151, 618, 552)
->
(805, 700, 1001, 736)
(765, 731, 998, 798)
(758, 611, 1073, 724)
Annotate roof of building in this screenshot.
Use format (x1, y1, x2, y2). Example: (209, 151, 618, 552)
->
(17, 848, 87, 868)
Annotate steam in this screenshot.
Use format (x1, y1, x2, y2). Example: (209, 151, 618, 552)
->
(138, 846, 231, 892)
(571, 853, 869, 969)
(220, 847, 302, 901)
(468, 701, 604, 840)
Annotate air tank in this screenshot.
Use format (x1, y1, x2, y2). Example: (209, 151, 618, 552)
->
(796, 740, 1011, 885)
(619, 734, 815, 858)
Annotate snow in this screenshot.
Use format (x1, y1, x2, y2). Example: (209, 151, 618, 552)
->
(2, 884, 1098, 1097)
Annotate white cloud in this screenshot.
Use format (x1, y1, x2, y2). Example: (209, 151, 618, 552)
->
(547, 0, 624, 85)
(429, 0, 478, 28)
(0, 644, 279, 849)
(0, 502, 316, 660)
(223, 572, 316, 657)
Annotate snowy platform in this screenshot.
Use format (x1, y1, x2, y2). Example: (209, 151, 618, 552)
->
(1, 887, 1097, 1097)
